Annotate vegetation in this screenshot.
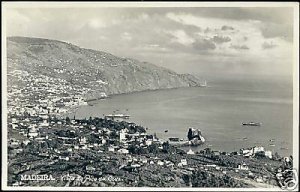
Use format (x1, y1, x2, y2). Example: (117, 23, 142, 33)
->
(190, 170, 249, 187)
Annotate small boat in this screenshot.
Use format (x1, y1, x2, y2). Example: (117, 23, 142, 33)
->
(242, 122, 261, 126)
(164, 130, 168, 133)
(243, 137, 248, 141)
(169, 137, 180, 142)
(280, 147, 288, 150)
(269, 143, 275, 147)
(200, 80, 207, 87)
(269, 139, 275, 142)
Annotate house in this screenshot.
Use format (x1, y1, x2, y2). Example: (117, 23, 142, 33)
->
(86, 165, 96, 171)
(212, 151, 220, 156)
(248, 171, 255, 178)
(187, 149, 195, 155)
(118, 148, 129, 154)
(59, 156, 69, 161)
(253, 146, 264, 154)
(40, 120, 49, 127)
(108, 146, 115, 152)
(265, 150, 272, 159)
(157, 160, 164, 166)
(145, 140, 152, 146)
(23, 140, 30, 146)
(284, 157, 290, 163)
(79, 137, 87, 144)
(101, 139, 107, 144)
(119, 129, 127, 142)
(166, 162, 175, 168)
(131, 164, 141, 168)
(9, 139, 20, 146)
(140, 158, 148, 164)
(256, 176, 263, 183)
(12, 124, 18, 129)
(241, 148, 253, 157)
(11, 118, 17, 123)
(238, 163, 249, 170)
(181, 159, 188, 166)
(28, 127, 38, 138)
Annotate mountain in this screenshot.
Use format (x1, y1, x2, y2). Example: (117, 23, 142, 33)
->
(6, 36, 202, 100)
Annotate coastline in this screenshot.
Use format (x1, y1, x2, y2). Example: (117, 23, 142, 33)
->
(86, 85, 200, 104)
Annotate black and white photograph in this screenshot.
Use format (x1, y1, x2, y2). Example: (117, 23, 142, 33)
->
(1, 2, 299, 191)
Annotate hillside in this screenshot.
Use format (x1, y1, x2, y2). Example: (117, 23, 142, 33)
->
(6, 36, 201, 100)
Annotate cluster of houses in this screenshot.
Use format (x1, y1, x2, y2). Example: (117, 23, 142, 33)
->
(7, 69, 90, 118)
(240, 146, 273, 159)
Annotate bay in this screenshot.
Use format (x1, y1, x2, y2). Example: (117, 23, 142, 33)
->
(72, 76, 293, 157)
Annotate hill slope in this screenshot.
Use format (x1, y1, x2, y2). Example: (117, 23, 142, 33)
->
(7, 36, 201, 100)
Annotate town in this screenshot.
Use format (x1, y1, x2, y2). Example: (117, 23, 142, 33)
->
(7, 69, 293, 188)
(8, 114, 293, 187)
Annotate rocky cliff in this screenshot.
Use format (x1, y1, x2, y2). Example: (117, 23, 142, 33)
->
(7, 36, 201, 100)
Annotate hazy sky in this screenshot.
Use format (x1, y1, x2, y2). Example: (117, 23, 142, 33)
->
(5, 5, 296, 77)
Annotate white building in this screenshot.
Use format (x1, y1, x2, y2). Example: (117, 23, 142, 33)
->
(28, 127, 38, 138)
(253, 146, 264, 154)
(145, 140, 152, 146)
(59, 156, 69, 161)
(79, 137, 87, 144)
(23, 140, 30, 146)
(241, 149, 253, 157)
(187, 149, 195, 155)
(238, 163, 249, 170)
(181, 159, 188, 166)
(108, 146, 115, 152)
(265, 150, 272, 159)
(119, 129, 126, 142)
(157, 160, 164, 166)
(118, 148, 129, 154)
(40, 120, 49, 127)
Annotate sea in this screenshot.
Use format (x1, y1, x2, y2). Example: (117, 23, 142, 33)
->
(72, 75, 294, 157)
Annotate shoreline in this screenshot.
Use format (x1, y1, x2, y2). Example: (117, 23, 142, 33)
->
(86, 85, 203, 104)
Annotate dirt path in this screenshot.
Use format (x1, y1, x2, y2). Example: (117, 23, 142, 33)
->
(235, 177, 280, 189)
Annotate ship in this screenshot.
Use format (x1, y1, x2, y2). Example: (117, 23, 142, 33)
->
(242, 122, 261, 126)
(105, 114, 130, 119)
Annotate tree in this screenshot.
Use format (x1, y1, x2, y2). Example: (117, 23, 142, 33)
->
(109, 131, 118, 139)
(273, 152, 281, 161)
(128, 144, 138, 154)
(66, 116, 71, 124)
(255, 151, 266, 159)
(187, 128, 193, 141)
(149, 143, 159, 154)
(162, 141, 170, 153)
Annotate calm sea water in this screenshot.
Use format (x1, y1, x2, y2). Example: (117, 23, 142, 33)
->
(72, 76, 293, 156)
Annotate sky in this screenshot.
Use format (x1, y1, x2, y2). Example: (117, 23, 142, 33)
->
(5, 5, 296, 78)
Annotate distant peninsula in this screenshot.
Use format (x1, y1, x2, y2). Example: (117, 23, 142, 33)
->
(7, 36, 202, 101)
